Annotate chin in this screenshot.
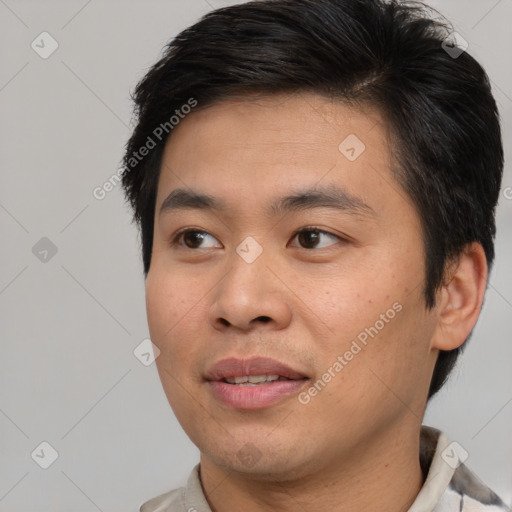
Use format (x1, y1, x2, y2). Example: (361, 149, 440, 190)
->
(200, 435, 316, 482)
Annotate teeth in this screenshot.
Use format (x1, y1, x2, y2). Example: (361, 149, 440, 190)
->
(225, 374, 280, 385)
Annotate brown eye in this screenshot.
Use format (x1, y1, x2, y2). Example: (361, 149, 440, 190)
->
(182, 231, 206, 248)
(173, 229, 221, 249)
(291, 228, 340, 249)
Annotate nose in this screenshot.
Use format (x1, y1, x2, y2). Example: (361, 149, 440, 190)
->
(208, 249, 292, 333)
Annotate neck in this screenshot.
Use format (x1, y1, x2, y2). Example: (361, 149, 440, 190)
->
(199, 423, 425, 512)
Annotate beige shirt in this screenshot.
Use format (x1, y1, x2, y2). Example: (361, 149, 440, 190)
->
(140, 426, 510, 512)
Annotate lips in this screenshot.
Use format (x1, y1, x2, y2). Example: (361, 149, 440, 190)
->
(205, 356, 309, 382)
(205, 357, 310, 410)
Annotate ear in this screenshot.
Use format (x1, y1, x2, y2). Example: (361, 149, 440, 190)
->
(431, 242, 488, 351)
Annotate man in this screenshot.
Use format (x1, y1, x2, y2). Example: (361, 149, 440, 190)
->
(121, 0, 509, 510)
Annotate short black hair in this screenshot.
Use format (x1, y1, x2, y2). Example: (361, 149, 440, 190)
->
(121, 0, 503, 399)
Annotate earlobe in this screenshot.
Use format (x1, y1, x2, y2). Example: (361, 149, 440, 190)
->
(431, 243, 488, 351)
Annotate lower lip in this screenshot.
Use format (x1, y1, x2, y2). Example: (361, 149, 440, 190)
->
(208, 380, 309, 409)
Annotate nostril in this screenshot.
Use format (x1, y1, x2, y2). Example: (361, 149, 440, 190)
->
(216, 316, 271, 329)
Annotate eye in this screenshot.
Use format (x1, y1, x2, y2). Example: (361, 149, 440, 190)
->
(172, 229, 221, 249)
(289, 228, 341, 249)
(171, 227, 342, 251)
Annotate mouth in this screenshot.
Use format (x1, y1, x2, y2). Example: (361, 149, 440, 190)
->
(205, 356, 309, 381)
(223, 375, 297, 385)
(205, 357, 310, 409)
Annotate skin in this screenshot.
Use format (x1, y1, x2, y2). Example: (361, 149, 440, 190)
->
(145, 92, 487, 512)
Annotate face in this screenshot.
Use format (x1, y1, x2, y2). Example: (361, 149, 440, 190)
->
(146, 93, 440, 480)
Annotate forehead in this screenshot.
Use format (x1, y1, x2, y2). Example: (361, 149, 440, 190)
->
(155, 92, 411, 221)
(163, 92, 386, 163)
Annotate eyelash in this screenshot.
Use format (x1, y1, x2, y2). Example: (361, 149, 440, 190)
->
(170, 227, 344, 251)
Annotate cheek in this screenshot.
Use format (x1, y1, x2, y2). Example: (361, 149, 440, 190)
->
(301, 258, 432, 395)
(146, 267, 199, 336)
(146, 273, 174, 341)
(294, 268, 403, 347)
(146, 271, 203, 414)
(331, 295, 434, 416)
(145, 267, 215, 377)
(146, 270, 193, 364)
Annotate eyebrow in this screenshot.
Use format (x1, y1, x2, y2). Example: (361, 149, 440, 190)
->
(159, 184, 376, 218)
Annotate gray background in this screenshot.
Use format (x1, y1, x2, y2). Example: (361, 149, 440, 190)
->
(0, 0, 510, 510)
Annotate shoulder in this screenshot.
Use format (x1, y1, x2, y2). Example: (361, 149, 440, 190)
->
(442, 463, 511, 512)
(139, 464, 208, 512)
(435, 485, 510, 512)
(417, 426, 510, 512)
(140, 486, 186, 512)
